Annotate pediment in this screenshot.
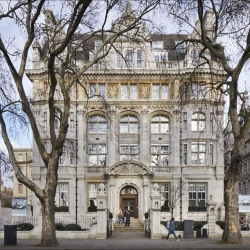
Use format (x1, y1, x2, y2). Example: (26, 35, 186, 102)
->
(105, 160, 154, 176)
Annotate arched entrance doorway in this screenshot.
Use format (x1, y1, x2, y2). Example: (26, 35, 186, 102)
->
(120, 186, 138, 218)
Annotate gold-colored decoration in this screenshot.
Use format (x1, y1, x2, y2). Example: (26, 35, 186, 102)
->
(139, 84, 150, 99)
(107, 83, 119, 99)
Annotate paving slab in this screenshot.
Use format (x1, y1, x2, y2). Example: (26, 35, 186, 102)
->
(0, 232, 249, 250)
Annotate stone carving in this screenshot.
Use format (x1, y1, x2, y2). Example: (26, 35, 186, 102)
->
(139, 84, 150, 99)
(107, 83, 119, 99)
(106, 161, 153, 176)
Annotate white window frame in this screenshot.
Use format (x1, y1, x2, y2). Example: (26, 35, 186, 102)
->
(120, 144, 139, 161)
(151, 144, 170, 166)
(191, 142, 206, 165)
(88, 144, 107, 166)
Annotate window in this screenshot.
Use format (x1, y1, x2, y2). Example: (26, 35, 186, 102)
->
(152, 41, 163, 50)
(18, 184, 24, 194)
(120, 144, 138, 161)
(191, 83, 198, 98)
(88, 115, 107, 133)
(55, 183, 69, 208)
(18, 154, 23, 161)
(183, 143, 187, 165)
(151, 115, 169, 133)
(191, 142, 206, 165)
(176, 42, 186, 53)
(154, 54, 160, 62)
(183, 61, 187, 68)
(70, 142, 74, 165)
(151, 144, 169, 166)
(168, 62, 173, 69)
(54, 118, 59, 131)
(89, 144, 107, 166)
(44, 112, 47, 131)
(190, 50, 196, 59)
(210, 143, 213, 165)
(125, 51, 133, 69)
(137, 50, 143, 68)
(59, 146, 66, 165)
(191, 113, 205, 131)
(121, 84, 128, 99)
(158, 183, 169, 207)
(189, 183, 206, 208)
(199, 84, 206, 98)
(70, 86, 73, 98)
(152, 84, 169, 100)
(89, 83, 105, 99)
(120, 115, 138, 133)
(70, 112, 74, 131)
(183, 112, 187, 131)
(130, 84, 137, 99)
(210, 113, 213, 131)
(116, 51, 122, 68)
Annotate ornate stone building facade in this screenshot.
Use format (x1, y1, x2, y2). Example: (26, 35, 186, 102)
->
(26, 8, 225, 223)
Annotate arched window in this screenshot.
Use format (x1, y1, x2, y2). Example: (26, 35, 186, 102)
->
(88, 115, 107, 133)
(120, 115, 138, 133)
(151, 115, 169, 133)
(191, 113, 205, 131)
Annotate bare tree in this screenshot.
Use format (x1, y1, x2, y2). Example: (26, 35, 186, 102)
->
(163, 0, 250, 244)
(0, 0, 160, 246)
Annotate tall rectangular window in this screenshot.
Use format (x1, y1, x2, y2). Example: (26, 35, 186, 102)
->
(191, 142, 206, 165)
(120, 144, 138, 161)
(90, 84, 96, 98)
(162, 85, 169, 100)
(210, 113, 213, 131)
(137, 50, 142, 68)
(70, 86, 73, 98)
(54, 118, 59, 131)
(152, 84, 160, 99)
(55, 183, 69, 208)
(130, 84, 137, 99)
(152, 41, 163, 50)
(89, 144, 107, 166)
(125, 51, 133, 69)
(70, 112, 74, 131)
(116, 51, 122, 68)
(183, 112, 187, 131)
(189, 183, 206, 209)
(199, 84, 206, 98)
(151, 144, 169, 166)
(191, 83, 198, 98)
(158, 183, 169, 207)
(99, 84, 105, 98)
(121, 84, 128, 99)
(183, 143, 187, 165)
(210, 143, 213, 165)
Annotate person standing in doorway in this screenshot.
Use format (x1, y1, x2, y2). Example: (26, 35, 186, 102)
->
(167, 217, 179, 241)
(125, 210, 131, 227)
(118, 209, 123, 227)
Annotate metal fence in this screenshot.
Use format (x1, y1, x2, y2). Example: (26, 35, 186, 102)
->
(145, 210, 151, 238)
(0, 217, 39, 231)
(107, 209, 112, 238)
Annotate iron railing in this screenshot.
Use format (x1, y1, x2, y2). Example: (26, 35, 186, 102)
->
(107, 209, 112, 238)
(0, 217, 38, 231)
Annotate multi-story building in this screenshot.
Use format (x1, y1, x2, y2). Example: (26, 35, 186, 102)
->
(26, 7, 225, 222)
(12, 148, 33, 217)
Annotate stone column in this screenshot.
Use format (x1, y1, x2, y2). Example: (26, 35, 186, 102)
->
(172, 109, 180, 168)
(96, 183, 108, 239)
(206, 194, 218, 238)
(140, 108, 149, 164)
(109, 110, 117, 166)
(150, 183, 162, 239)
(108, 176, 115, 213)
(143, 176, 150, 214)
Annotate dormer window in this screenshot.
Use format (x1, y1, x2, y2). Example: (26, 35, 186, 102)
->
(152, 41, 163, 50)
(176, 42, 186, 53)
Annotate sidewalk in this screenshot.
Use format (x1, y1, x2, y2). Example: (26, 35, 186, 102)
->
(0, 232, 249, 250)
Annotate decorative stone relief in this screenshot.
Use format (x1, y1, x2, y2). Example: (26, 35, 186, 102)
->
(107, 83, 119, 99)
(139, 84, 150, 99)
(105, 161, 154, 176)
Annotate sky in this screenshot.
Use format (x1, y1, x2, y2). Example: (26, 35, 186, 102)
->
(0, 0, 250, 168)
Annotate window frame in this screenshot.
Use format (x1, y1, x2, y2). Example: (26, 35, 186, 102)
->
(119, 115, 139, 134)
(191, 142, 206, 165)
(120, 144, 139, 161)
(151, 144, 170, 166)
(151, 115, 170, 134)
(88, 115, 107, 134)
(191, 112, 206, 132)
(88, 144, 107, 166)
(188, 183, 206, 210)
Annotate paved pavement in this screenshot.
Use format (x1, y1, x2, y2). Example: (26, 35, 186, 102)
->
(0, 232, 250, 250)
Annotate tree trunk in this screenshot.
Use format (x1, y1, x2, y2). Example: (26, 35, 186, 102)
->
(222, 155, 242, 244)
(39, 195, 59, 247)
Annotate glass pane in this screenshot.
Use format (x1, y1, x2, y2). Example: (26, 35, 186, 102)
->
(199, 121, 205, 131)
(199, 153, 205, 164)
(151, 145, 160, 154)
(89, 145, 97, 153)
(130, 145, 138, 154)
(120, 155, 129, 161)
(98, 115, 106, 122)
(161, 155, 169, 166)
(98, 145, 107, 154)
(161, 145, 169, 154)
(191, 153, 198, 164)
(160, 123, 169, 133)
(199, 144, 206, 152)
(99, 84, 105, 98)
(191, 144, 198, 152)
(162, 85, 169, 100)
(152, 85, 160, 99)
(98, 155, 106, 166)
(120, 145, 129, 154)
(89, 122, 97, 133)
(151, 155, 159, 166)
(192, 113, 198, 119)
(121, 85, 128, 99)
(99, 123, 106, 133)
(129, 123, 138, 133)
(191, 121, 197, 131)
(130, 85, 137, 99)
(89, 155, 97, 166)
(131, 155, 138, 161)
(151, 123, 159, 133)
(90, 84, 96, 97)
(129, 116, 138, 122)
(151, 116, 160, 122)
(120, 123, 128, 133)
(120, 116, 129, 122)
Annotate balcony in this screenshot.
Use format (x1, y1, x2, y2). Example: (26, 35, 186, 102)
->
(86, 166, 107, 174)
(151, 166, 170, 173)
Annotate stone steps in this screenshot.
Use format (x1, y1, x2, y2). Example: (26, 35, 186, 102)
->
(113, 218, 144, 232)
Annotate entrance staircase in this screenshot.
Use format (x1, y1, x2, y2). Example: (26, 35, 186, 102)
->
(113, 218, 144, 232)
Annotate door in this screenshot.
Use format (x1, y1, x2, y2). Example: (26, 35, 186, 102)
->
(123, 199, 135, 217)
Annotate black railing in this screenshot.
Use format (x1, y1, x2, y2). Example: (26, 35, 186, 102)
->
(55, 217, 96, 231)
(0, 217, 38, 231)
(144, 210, 151, 238)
